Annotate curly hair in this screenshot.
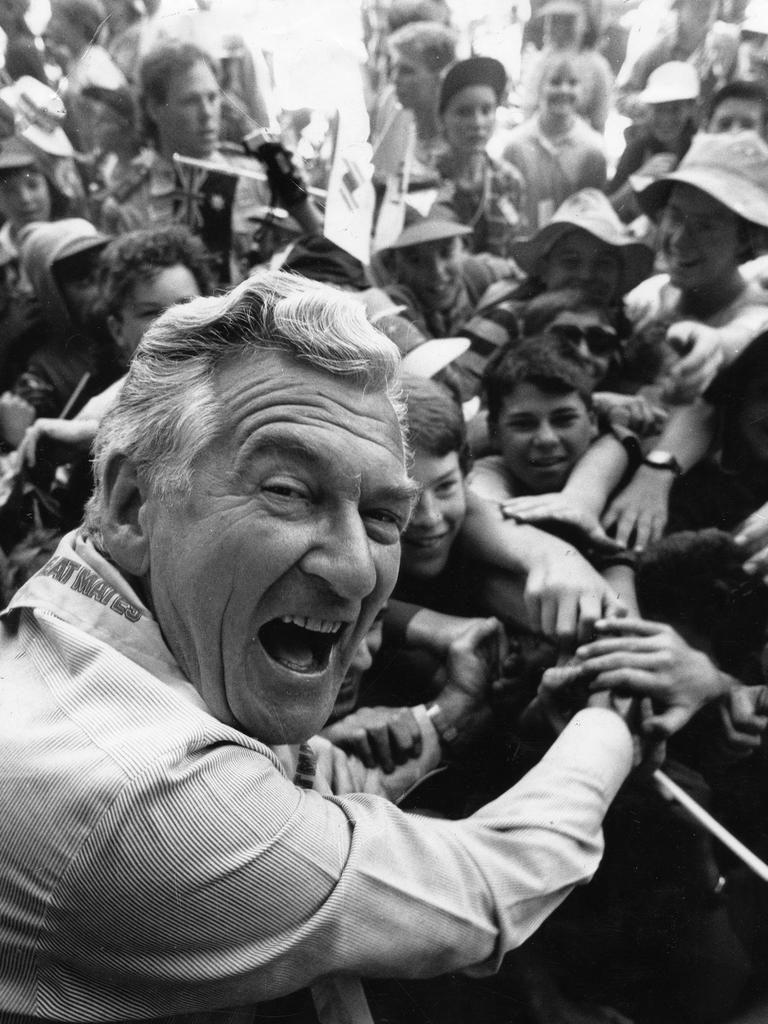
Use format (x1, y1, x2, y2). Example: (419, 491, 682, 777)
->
(97, 225, 215, 320)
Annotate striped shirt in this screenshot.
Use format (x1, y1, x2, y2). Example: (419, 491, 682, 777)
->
(0, 532, 633, 1024)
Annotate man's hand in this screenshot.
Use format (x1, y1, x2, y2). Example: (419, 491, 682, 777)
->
(441, 616, 507, 705)
(570, 617, 731, 737)
(663, 321, 723, 404)
(718, 684, 768, 758)
(525, 545, 627, 648)
(0, 392, 35, 448)
(734, 502, 768, 582)
(322, 706, 423, 774)
(502, 494, 625, 553)
(602, 466, 673, 551)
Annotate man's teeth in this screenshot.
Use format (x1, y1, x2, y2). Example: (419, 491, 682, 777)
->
(280, 615, 342, 634)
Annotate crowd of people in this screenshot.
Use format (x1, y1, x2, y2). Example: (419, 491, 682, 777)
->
(3, 0, 768, 1022)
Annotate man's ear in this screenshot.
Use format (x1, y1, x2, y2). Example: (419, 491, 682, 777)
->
(100, 453, 151, 578)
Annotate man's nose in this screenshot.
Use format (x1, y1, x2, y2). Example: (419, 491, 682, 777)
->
(302, 509, 378, 601)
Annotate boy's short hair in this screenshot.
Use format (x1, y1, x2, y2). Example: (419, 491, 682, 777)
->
(483, 333, 594, 428)
(98, 225, 214, 320)
(707, 79, 768, 131)
(401, 371, 470, 474)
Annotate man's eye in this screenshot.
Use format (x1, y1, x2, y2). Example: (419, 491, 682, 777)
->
(262, 480, 310, 501)
(364, 509, 405, 543)
(552, 414, 579, 427)
(435, 481, 457, 497)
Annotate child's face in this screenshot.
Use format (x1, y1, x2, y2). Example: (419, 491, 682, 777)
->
(541, 61, 579, 114)
(393, 237, 462, 313)
(441, 84, 498, 154)
(660, 183, 741, 294)
(401, 450, 466, 579)
(0, 168, 51, 231)
(649, 100, 694, 148)
(495, 382, 595, 494)
(110, 262, 201, 363)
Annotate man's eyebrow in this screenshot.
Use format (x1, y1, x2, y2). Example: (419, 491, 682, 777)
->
(235, 432, 419, 504)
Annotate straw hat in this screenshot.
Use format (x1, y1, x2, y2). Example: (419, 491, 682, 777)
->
(636, 130, 768, 228)
(509, 189, 654, 296)
(0, 77, 72, 158)
(638, 61, 700, 105)
(438, 56, 507, 114)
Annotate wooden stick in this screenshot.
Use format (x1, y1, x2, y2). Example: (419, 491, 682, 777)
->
(654, 769, 768, 884)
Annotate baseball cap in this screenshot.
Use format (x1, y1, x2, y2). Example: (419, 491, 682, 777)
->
(438, 56, 507, 114)
(638, 61, 700, 105)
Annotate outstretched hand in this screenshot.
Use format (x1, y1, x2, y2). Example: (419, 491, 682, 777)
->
(569, 617, 731, 737)
(502, 494, 625, 553)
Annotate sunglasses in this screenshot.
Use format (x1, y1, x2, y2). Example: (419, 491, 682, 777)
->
(549, 322, 620, 357)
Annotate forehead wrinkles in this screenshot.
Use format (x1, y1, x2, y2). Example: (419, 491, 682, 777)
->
(220, 372, 404, 457)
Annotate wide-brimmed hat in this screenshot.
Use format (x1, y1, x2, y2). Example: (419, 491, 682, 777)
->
(438, 56, 507, 114)
(638, 61, 699, 105)
(0, 77, 72, 158)
(509, 188, 654, 296)
(378, 208, 472, 252)
(636, 130, 768, 228)
(0, 134, 38, 172)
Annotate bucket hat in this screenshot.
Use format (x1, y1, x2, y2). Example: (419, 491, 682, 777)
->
(636, 130, 768, 228)
(0, 77, 72, 158)
(638, 61, 700, 105)
(439, 56, 507, 114)
(377, 207, 472, 252)
(509, 188, 654, 296)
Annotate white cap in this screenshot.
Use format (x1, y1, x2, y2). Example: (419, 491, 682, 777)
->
(400, 337, 470, 378)
(638, 61, 700, 105)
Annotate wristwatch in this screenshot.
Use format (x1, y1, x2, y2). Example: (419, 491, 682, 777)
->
(642, 450, 683, 475)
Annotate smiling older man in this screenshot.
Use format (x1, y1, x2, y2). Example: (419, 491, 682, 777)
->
(0, 270, 640, 1024)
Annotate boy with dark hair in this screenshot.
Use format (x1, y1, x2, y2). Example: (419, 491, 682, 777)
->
(707, 79, 768, 138)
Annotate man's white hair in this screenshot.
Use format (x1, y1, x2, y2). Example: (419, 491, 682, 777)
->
(84, 270, 405, 539)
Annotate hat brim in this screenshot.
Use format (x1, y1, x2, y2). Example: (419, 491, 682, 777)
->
(380, 221, 473, 252)
(636, 166, 768, 228)
(510, 222, 654, 297)
(19, 123, 73, 159)
(401, 336, 471, 377)
(52, 234, 111, 268)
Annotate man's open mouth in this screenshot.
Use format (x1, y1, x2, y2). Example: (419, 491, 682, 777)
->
(258, 615, 344, 673)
